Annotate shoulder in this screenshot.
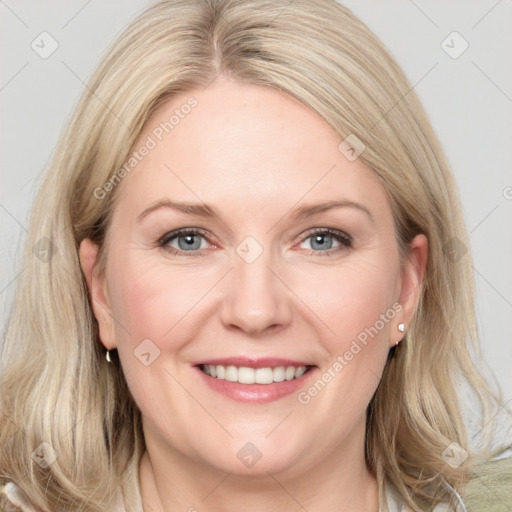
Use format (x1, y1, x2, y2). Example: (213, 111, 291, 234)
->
(384, 450, 512, 512)
(462, 448, 512, 511)
(0, 481, 38, 512)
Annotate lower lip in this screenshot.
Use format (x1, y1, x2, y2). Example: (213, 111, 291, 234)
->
(194, 366, 318, 403)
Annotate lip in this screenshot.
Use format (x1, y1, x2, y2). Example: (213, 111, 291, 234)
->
(193, 363, 318, 404)
(192, 357, 315, 369)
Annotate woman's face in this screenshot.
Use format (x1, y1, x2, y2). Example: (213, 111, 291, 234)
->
(81, 78, 426, 477)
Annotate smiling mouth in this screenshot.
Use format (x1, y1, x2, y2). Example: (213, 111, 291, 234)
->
(198, 364, 315, 385)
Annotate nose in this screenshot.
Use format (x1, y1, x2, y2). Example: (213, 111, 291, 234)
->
(219, 245, 293, 336)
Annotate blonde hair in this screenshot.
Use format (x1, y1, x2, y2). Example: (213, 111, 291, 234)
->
(1, 1, 510, 510)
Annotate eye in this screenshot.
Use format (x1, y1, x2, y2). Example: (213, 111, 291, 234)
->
(298, 228, 352, 255)
(158, 228, 212, 256)
(157, 227, 352, 257)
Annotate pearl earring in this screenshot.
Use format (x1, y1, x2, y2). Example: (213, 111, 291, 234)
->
(106, 350, 112, 363)
(395, 323, 406, 346)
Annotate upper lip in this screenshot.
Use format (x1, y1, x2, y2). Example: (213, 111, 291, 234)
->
(193, 357, 316, 369)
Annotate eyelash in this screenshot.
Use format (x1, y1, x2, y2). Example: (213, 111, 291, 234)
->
(157, 228, 352, 257)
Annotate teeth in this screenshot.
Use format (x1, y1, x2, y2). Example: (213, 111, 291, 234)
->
(225, 365, 238, 382)
(273, 366, 285, 382)
(200, 364, 309, 384)
(255, 367, 273, 384)
(295, 366, 307, 378)
(239, 366, 257, 384)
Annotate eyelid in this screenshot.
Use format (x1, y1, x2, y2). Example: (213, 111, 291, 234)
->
(158, 227, 352, 256)
(158, 227, 213, 247)
(295, 228, 352, 256)
(158, 228, 218, 258)
(299, 227, 352, 245)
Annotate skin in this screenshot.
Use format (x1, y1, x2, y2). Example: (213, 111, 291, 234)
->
(80, 77, 427, 512)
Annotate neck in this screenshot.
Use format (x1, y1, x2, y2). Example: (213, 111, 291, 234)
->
(138, 424, 379, 512)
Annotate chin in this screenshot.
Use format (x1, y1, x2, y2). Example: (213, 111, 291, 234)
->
(200, 436, 306, 477)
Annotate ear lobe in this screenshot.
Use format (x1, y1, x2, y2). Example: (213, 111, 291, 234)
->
(79, 238, 116, 350)
(394, 234, 428, 344)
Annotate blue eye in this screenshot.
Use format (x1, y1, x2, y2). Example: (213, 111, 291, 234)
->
(159, 228, 210, 255)
(299, 229, 352, 255)
(158, 228, 352, 257)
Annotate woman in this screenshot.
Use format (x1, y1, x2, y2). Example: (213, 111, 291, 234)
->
(1, 0, 511, 510)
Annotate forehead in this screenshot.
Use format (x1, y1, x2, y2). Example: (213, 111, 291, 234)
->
(113, 80, 389, 222)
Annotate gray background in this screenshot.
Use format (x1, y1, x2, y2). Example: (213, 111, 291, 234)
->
(1, 1, 511, 411)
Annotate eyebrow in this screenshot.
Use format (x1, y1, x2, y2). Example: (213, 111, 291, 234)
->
(137, 198, 374, 223)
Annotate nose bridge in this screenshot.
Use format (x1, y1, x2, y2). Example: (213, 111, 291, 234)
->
(219, 235, 291, 334)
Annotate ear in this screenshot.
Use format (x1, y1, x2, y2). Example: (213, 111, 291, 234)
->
(392, 233, 428, 346)
(79, 238, 116, 350)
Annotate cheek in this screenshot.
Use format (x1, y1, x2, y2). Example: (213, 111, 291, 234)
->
(292, 259, 397, 420)
(296, 253, 399, 348)
(108, 256, 213, 345)
(293, 253, 398, 405)
(108, 244, 399, 358)
(105, 256, 212, 435)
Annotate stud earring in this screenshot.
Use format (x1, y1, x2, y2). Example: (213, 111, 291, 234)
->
(395, 323, 406, 346)
(106, 350, 112, 363)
